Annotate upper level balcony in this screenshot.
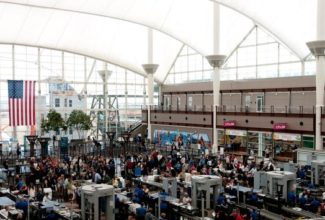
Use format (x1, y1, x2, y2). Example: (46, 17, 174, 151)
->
(142, 105, 316, 115)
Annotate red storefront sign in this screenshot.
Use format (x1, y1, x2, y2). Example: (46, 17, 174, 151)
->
(273, 123, 288, 130)
(224, 121, 236, 127)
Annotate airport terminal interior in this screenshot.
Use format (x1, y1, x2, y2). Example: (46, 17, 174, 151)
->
(0, 0, 325, 220)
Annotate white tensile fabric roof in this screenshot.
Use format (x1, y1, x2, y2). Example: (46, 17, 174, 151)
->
(0, 0, 317, 83)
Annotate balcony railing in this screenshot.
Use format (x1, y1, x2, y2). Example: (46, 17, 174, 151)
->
(142, 105, 317, 114)
(217, 105, 315, 114)
(142, 105, 214, 112)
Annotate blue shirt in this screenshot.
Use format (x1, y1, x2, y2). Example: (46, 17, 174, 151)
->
(160, 192, 169, 210)
(16, 200, 28, 212)
(251, 211, 258, 220)
(311, 199, 320, 208)
(217, 195, 225, 205)
(135, 187, 145, 199)
(136, 206, 147, 217)
(17, 180, 25, 190)
(251, 193, 258, 202)
(287, 192, 296, 202)
(299, 196, 306, 205)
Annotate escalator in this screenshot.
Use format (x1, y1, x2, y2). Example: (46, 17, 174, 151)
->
(128, 121, 147, 138)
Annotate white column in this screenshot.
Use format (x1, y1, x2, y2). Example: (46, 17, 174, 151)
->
(317, 0, 325, 40)
(258, 132, 264, 157)
(212, 2, 220, 154)
(143, 28, 159, 142)
(316, 57, 325, 150)
(315, 0, 325, 151)
(143, 77, 146, 106)
(147, 73, 154, 141)
(147, 28, 154, 141)
(148, 73, 154, 105)
(213, 67, 220, 154)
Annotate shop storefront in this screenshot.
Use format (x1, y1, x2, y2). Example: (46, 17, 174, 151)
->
(217, 121, 316, 162)
(273, 132, 301, 162)
(247, 131, 272, 157)
(217, 129, 247, 154)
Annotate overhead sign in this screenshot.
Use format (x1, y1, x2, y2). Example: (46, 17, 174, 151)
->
(273, 123, 288, 130)
(273, 132, 301, 141)
(226, 129, 247, 137)
(224, 121, 236, 127)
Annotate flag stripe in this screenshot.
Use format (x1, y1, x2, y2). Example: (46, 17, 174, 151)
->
(8, 80, 36, 127)
(16, 99, 19, 126)
(8, 99, 10, 126)
(32, 81, 36, 125)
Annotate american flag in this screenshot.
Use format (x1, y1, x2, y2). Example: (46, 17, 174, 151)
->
(8, 80, 36, 126)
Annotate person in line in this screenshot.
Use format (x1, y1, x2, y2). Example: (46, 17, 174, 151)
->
(182, 192, 191, 205)
(43, 192, 51, 203)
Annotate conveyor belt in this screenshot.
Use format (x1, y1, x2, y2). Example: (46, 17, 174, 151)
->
(236, 203, 290, 220)
(281, 206, 323, 219)
(260, 209, 293, 220)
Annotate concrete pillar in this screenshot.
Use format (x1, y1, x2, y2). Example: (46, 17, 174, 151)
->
(142, 64, 159, 141)
(206, 55, 226, 154)
(258, 132, 264, 157)
(205, 1, 225, 155)
(143, 28, 159, 142)
(306, 0, 325, 151)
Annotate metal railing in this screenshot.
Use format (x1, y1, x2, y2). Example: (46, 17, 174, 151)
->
(217, 105, 315, 114)
(67, 140, 150, 158)
(142, 105, 316, 114)
(142, 105, 214, 112)
(128, 120, 143, 133)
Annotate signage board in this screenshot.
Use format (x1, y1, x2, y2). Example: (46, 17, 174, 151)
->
(224, 121, 235, 127)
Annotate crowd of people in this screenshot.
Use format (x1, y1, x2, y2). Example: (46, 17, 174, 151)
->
(4, 137, 325, 220)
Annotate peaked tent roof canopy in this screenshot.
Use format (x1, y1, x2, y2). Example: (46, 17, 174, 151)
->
(0, 0, 317, 82)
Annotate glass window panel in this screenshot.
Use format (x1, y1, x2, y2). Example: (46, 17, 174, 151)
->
(221, 68, 236, 81)
(237, 67, 256, 80)
(279, 45, 300, 63)
(257, 65, 278, 78)
(203, 70, 212, 80)
(188, 71, 203, 81)
(279, 62, 301, 77)
(174, 56, 188, 73)
(237, 46, 256, 66)
(165, 74, 175, 84)
(174, 73, 182, 84)
(257, 43, 278, 64)
(181, 73, 187, 82)
(188, 54, 202, 71)
(304, 60, 316, 76)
